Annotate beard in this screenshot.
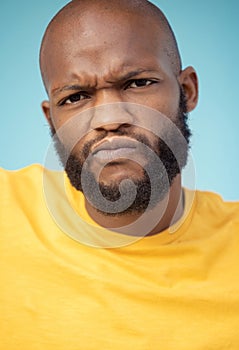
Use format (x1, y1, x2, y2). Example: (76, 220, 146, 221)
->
(51, 89, 191, 216)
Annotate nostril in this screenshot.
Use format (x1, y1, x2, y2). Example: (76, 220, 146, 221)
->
(90, 108, 134, 130)
(94, 122, 128, 131)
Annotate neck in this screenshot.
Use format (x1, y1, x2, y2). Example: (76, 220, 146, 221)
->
(85, 174, 184, 236)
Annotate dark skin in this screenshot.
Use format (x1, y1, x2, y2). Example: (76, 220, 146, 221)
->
(41, 2, 198, 235)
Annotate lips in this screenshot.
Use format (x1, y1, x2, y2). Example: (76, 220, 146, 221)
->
(91, 137, 139, 161)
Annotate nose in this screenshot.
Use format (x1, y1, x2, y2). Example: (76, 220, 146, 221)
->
(90, 89, 134, 131)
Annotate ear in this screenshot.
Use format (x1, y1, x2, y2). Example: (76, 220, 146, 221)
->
(41, 100, 54, 129)
(178, 66, 199, 112)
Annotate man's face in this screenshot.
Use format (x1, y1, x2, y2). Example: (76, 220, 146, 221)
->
(42, 8, 194, 215)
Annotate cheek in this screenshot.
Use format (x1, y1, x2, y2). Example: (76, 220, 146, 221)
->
(143, 81, 180, 120)
(71, 139, 87, 158)
(50, 109, 93, 153)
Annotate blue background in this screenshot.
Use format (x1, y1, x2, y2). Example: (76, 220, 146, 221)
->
(1, 1, 239, 200)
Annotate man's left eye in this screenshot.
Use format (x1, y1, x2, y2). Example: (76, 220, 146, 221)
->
(125, 79, 156, 89)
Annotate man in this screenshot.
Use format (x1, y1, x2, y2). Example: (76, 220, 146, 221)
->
(1, 0, 239, 349)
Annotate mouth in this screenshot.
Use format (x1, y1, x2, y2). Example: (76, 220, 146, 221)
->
(91, 136, 139, 161)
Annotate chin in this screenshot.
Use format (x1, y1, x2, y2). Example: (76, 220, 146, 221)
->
(97, 161, 146, 186)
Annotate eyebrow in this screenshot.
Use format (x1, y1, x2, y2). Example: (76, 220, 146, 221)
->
(51, 68, 158, 96)
(51, 84, 87, 97)
(106, 69, 158, 83)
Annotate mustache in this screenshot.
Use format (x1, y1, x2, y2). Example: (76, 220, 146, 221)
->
(80, 129, 156, 161)
(51, 125, 157, 161)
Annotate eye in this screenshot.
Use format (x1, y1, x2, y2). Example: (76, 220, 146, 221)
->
(125, 79, 157, 89)
(59, 92, 90, 106)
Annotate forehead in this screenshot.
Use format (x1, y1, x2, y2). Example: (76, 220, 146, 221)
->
(42, 8, 171, 90)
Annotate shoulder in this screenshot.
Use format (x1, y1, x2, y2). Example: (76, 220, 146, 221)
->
(0, 164, 67, 208)
(0, 164, 44, 190)
(0, 163, 44, 178)
(195, 189, 239, 208)
(194, 189, 239, 224)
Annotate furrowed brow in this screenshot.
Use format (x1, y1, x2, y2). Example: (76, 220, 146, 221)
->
(51, 84, 86, 97)
(51, 69, 158, 96)
(107, 69, 158, 83)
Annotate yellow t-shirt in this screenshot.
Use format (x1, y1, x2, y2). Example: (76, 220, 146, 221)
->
(1, 164, 239, 350)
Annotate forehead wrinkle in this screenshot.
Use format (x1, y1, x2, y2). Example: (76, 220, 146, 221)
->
(74, 56, 164, 81)
(40, 0, 182, 93)
(105, 68, 161, 84)
(51, 65, 161, 96)
(50, 74, 98, 96)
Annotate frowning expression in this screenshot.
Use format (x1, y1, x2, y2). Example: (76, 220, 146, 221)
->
(41, 4, 198, 190)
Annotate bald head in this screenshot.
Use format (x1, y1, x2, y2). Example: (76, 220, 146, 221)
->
(40, 0, 182, 92)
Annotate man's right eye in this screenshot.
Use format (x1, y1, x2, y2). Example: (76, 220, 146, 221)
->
(59, 92, 90, 106)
